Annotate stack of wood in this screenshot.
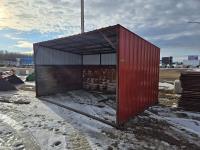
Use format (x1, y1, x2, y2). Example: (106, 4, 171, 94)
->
(83, 68, 116, 93)
(179, 72, 200, 111)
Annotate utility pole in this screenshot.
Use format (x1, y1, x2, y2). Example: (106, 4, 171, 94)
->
(81, 0, 84, 33)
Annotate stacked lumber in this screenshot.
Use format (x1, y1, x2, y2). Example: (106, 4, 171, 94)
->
(179, 72, 200, 111)
(83, 68, 116, 93)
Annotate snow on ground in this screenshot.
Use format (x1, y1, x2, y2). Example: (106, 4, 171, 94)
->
(19, 76, 27, 81)
(17, 81, 35, 91)
(166, 118, 200, 136)
(148, 106, 200, 137)
(0, 90, 200, 150)
(25, 81, 35, 86)
(42, 90, 116, 124)
(159, 82, 174, 90)
(0, 91, 92, 150)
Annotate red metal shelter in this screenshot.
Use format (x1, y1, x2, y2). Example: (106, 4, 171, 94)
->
(117, 26, 160, 124)
(34, 24, 160, 126)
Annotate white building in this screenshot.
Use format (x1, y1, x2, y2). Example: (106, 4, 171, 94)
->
(183, 60, 200, 67)
(183, 55, 200, 68)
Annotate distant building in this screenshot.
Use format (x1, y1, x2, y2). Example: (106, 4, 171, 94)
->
(183, 55, 200, 67)
(188, 55, 198, 61)
(161, 56, 173, 67)
(17, 57, 34, 66)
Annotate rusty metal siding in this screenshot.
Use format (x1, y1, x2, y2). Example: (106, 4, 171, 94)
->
(35, 46, 81, 65)
(117, 26, 160, 124)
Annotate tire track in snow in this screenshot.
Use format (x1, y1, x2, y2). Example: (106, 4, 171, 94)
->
(0, 113, 41, 150)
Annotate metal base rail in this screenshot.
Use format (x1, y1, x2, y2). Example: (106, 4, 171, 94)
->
(39, 97, 118, 128)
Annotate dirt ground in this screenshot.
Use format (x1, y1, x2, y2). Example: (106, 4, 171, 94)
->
(159, 68, 188, 83)
(159, 91, 179, 107)
(159, 68, 192, 109)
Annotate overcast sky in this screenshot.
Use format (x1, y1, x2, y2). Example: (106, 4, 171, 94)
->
(0, 0, 200, 60)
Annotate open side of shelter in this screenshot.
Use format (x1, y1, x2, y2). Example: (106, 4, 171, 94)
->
(34, 24, 160, 126)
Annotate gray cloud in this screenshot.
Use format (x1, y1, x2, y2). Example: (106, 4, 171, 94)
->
(0, 0, 200, 53)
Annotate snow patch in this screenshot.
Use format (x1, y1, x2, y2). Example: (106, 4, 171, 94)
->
(166, 117, 200, 136)
(159, 82, 174, 90)
(0, 114, 23, 130)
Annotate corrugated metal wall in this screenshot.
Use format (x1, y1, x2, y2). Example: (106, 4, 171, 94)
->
(34, 46, 82, 96)
(83, 55, 100, 65)
(117, 26, 160, 125)
(35, 46, 116, 66)
(34, 46, 117, 97)
(35, 46, 81, 65)
(101, 54, 116, 65)
(83, 54, 116, 65)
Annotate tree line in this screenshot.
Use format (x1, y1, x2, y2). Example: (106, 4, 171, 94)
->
(0, 50, 32, 61)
